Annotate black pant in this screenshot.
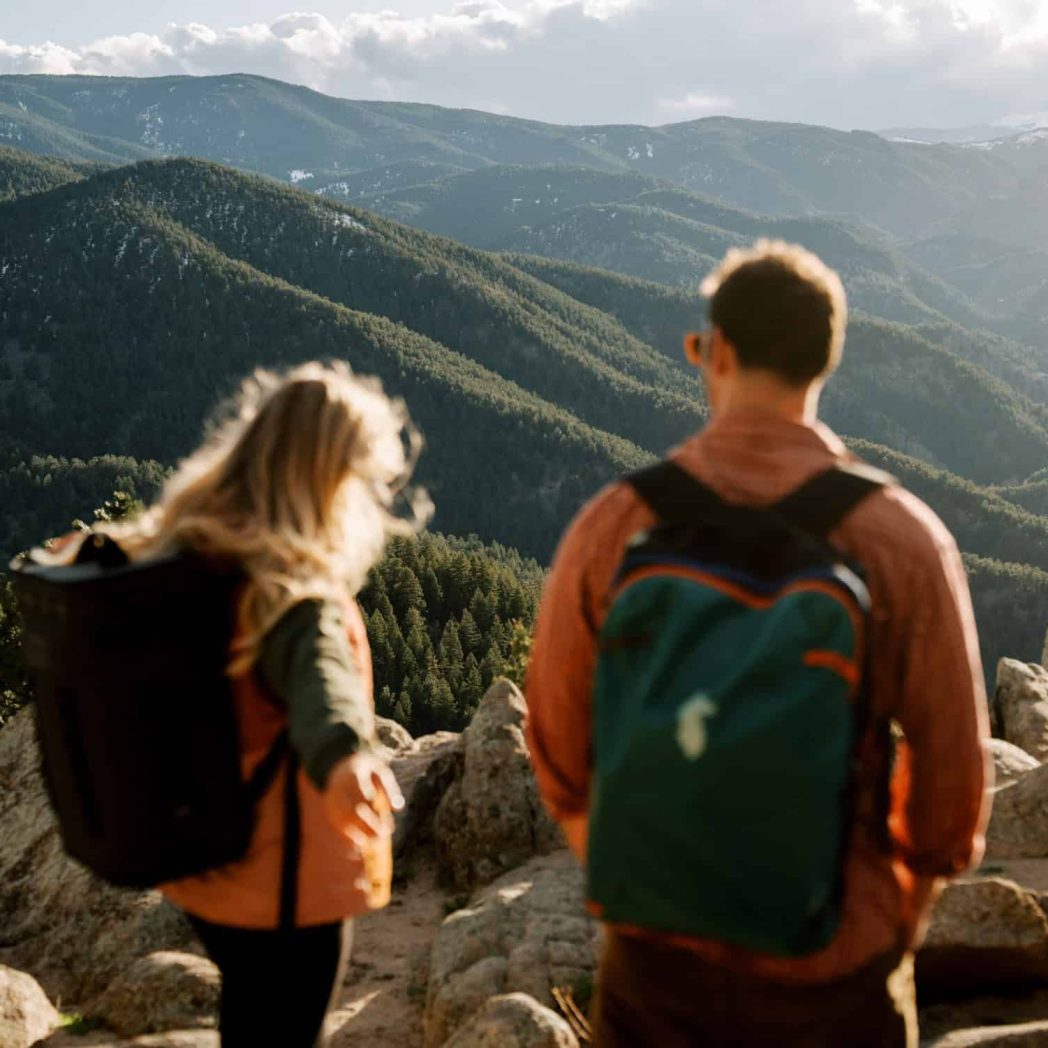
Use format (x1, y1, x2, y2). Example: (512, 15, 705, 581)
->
(189, 916, 352, 1048)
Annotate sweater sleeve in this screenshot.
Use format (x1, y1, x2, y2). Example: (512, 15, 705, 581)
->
(258, 598, 376, 790)
(889, 499, 992, 877)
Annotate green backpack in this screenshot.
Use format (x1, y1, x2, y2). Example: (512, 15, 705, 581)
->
(587, 460, 891, 957)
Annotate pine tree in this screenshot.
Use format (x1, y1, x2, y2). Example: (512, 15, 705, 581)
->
(421, 566, 445, 621)
(459, 608, 482, 656)
(461, 653, 484, 712)
(503, 620, 533, 687)
(438, 619, 465, 690)
(479, 643, 503, 689)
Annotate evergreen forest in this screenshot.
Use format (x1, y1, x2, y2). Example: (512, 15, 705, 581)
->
(3, 75, 1048, 731)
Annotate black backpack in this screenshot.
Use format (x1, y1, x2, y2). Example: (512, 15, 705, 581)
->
(14, 536, 301, 925)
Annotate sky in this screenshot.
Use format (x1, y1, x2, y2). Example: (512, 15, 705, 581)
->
(1, 0, 1047, 130)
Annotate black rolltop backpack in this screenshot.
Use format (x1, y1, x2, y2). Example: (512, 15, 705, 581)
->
(13, 535, 300, 924)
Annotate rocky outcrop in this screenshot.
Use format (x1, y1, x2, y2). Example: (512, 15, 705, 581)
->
(0, 963, 59, 1048)
(433, 680, 563, 891)
(985, 764, 1048, 860)
(424, 851, 599, 1048)
(393, 733, 464, 866)
(442, 993, 578, 1048)
(989, 739, 1040, 789)
(87, 952, 220, 1038)
(0, 710, 193, 1003)
(994, 661, 1048, 761)
(376, 716, 417, 757)
(918, 878, 1048, 991)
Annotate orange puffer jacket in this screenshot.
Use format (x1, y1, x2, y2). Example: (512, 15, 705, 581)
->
(161, 600, 391, 929)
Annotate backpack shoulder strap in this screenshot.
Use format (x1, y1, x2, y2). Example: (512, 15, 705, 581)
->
(629, 459, 894, 537)
(773, 463, 894, 538)
(627, 460, 725, 522)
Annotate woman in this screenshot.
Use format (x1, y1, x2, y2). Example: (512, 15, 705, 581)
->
(70, 362, 430, 1046)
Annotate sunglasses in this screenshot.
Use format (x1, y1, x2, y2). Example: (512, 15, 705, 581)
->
(683, 330, 714, 362)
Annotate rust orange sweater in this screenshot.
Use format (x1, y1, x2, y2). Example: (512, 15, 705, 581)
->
(526, 410, 992, 983)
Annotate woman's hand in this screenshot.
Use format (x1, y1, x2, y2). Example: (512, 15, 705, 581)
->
(323, 752, 405, 844)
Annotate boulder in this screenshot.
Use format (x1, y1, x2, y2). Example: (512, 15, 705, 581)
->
(124, 1035, 219, 1048)
(0, 963, 60, 1048)
(928, 1022, 1048, 1047)
(994, 661, 1048, 762)
(87, 952, 220, 1037)
(918, 877, 1048, 992)
(424, 851, 600, 1047)
(114, 1034, 219, 1048)
(921, 988, 1048, 1045)
(433, 680, 563, 890)
(985, 764, 1048, 860)
(443, 993, 578, 1048)
(375, 717, 416, 757)
(393, 733, 464, 867)
(39, 1030, 218, 1048)
(989, 739, 1040, 789)
(0, 710, 193, 1003)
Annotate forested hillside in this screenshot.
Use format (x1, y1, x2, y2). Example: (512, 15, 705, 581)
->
(3, 156, 1044, 491)
(0, 145, 89, 202)
(3, 129, 1048, 721)
(4, 72, 1045, 355)
(361, 165, 984, 328)
(0, 174, 656, 560)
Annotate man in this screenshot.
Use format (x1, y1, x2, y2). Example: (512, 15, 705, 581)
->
(525, 240, 992, 1047)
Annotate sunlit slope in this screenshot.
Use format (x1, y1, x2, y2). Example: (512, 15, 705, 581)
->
(62, 159, 703, 455)
(508, 255, 1048, 485)
(0, 187, 648, 559)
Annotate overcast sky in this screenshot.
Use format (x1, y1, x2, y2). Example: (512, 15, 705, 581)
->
(2, 0, 1047, 130)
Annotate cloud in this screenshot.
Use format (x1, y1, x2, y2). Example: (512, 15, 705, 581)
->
(1, 0, 1046, 128)
(658, 92, 735, 118)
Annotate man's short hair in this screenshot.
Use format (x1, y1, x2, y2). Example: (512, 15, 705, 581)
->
(700, 240, 847, 386)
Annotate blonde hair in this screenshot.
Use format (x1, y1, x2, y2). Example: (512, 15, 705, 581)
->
(86, 362, 431, 673)
(700, 239, 848, 385)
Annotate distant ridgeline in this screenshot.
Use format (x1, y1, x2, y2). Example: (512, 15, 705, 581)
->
(1, 76, 1048, 708)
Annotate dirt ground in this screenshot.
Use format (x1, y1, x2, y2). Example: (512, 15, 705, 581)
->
(328, 863, 448, 1048)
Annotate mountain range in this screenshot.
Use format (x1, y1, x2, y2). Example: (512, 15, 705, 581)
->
(2, 72, 1048, 681)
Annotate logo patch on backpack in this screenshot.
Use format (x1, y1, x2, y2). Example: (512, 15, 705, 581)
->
(676, 694, 717, 761)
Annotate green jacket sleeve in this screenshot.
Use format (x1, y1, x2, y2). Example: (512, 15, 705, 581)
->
(257, 598, 374, 790)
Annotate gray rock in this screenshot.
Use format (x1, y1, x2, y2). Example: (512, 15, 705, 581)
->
(928, 1021, 1048, 1047)
(0, 963, 60, 1048)
(88, 952, 220, 1037)
(375, 717, 416, 756)
(919, 878, 1048, 991)
(986, 763, 1048, 860)
(123, 1035, 220, 1048)
(424, 851, 600, 1047)
(393, 734, 464, 866)
(0, 711, 193, 1003)
(442, 993, 578, 1048)
(994, 661, 1048, 762)
(39, 1029, 219, 1047)
(990, 739, 1041, 789)
(920, 988, 1048, 1045)
(433, 680, 564, 891)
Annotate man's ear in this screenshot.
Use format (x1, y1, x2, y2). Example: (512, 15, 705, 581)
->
(683, 333, 703, 367)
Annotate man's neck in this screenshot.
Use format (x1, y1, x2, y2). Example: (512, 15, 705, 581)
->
(709, 374, 822, 426)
